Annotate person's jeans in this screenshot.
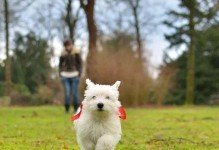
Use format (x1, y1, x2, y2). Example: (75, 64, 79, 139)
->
(61, 76, 80, 112)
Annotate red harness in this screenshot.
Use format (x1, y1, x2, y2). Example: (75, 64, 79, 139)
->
(71, 104, 126, 121)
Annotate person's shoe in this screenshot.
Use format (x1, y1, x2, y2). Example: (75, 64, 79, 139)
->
(73, 104, 79, 113)
(65, 104, 70, 113)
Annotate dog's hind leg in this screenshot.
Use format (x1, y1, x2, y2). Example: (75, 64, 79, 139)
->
(95, 134, 120, 150)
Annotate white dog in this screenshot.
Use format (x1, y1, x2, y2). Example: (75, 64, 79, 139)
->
(72, 79, 126, 150)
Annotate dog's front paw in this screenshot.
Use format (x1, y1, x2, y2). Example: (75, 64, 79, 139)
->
(77, 137, 95, 150)
(95, 135, 119, 150)
(80, 142, 95, 150)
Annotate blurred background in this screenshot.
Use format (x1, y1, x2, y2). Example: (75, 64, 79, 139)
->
(0, 0, 219, 107)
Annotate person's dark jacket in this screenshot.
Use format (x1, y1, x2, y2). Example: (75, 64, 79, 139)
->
(59, 48, 82, 76)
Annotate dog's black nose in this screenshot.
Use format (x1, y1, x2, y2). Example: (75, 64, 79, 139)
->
(97, 103, 104, 109)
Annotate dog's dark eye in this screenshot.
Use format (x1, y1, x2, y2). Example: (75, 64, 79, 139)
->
(92, 96, 96, 99)
(106, 96, 110, 99)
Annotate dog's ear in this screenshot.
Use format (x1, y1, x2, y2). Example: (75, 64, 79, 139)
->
(86, 79, 95, 88)
(112, 81, 121, 90)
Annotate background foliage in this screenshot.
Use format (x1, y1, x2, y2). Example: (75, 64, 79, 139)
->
(0, 0, 219, 106)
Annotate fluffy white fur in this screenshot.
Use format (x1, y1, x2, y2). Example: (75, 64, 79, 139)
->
(74, 79, 122, 150)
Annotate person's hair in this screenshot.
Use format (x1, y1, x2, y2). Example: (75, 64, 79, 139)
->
(63, 40, 72, 47)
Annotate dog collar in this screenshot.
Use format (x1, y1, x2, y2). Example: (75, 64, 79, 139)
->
(71, 104, 83, 121)
(71, 104, 126, 121)
(118, 106, 126, 120)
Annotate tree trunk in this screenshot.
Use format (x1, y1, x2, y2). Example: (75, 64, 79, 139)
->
(66, 0, 74, 42)
(80, 0, 97, 79)
(186, 0, 195, 104)
(4, 0, 11, 96)
(85, 8, 97, 79)
(133, 4, 142, 59)
(128, 0, 142, 60)
(65, 0, 79, 44)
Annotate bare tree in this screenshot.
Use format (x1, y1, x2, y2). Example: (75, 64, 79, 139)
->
(127, 0, 142, 60)
(100, 0, 158, 62)
(1, 0, 35, 96)
(33, 1, 57, 43)
(120, 0, 158, 62)
(79, 0, 97, 78)
(33, 0, 82, 45)
(64, 0, 80, 43)
(4, 0, 11, 96)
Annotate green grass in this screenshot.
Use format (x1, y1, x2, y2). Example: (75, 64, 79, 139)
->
(0, 106, 219, 150)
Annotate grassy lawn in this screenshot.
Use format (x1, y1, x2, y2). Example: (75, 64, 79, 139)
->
(0, 106, 219, 150)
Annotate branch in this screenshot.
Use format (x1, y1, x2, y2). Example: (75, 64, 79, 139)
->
(13, 0, 35, 13)
(73, 6, 81, 25)
(127, 0, 139, 10)
(79, 0, 87, 10)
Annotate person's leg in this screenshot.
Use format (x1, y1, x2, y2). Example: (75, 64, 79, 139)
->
(71, 77, 80, 112)
(61, 77, 71, 113)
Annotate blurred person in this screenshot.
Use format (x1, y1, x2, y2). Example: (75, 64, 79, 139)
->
(59, 40, 82, 113)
